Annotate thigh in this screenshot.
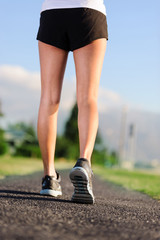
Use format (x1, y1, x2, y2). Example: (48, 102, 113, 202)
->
(73, 39, 107, 104)
(38, 41, 69, 102)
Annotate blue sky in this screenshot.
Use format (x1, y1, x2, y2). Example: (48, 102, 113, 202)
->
(0, 0, 160, 114)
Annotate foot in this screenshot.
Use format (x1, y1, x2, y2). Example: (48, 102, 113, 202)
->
(40, 172, 62, 197)
(69, 158, 95, 204)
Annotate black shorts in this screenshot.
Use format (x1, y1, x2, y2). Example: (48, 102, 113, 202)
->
(36, 8, 108, 52)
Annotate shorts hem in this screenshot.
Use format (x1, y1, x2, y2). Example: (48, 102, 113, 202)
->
(71, 36, 108, 51)
(37, 38, 70, 52)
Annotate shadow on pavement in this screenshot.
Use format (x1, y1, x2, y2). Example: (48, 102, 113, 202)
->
(0, 189, 72, 203)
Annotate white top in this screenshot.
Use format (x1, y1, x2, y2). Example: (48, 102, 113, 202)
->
(41, 0, 106, 16)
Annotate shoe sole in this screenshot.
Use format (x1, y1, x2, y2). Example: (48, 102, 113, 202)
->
(40, 189, 62, 197)
(69, 167, 94, 204)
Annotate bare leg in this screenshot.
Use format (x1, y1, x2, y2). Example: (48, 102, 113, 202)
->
(73, 39, 107, 165)
(37, 41, 68, 177)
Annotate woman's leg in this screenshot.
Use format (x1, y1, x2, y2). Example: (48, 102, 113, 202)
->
(37, 41, 68, 177)
(73, 39, 107, 165)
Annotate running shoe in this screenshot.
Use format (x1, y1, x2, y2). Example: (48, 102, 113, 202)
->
(40, 173, 62, 197)
(69, 158, 95, 204)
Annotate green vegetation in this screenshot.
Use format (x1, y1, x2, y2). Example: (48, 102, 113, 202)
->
(8, 122, 41, 158)
(0, 128, 8, 155)
(0, 155, 43, 178)
(55, 102, 79, 160)
(0, 155, 74, 178)
(93, 166, 160, 200)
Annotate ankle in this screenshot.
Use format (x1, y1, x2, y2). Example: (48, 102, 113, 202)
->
(44, 169, 57, 178)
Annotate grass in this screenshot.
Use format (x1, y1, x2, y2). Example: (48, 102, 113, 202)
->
(0, 155, 73, 179)
(1, 155, 160, 200)
(93, 165, 160, 200)
(0, 155, 43, 178)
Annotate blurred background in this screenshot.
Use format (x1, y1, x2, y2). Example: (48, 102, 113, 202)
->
(0, 0, 160, 172)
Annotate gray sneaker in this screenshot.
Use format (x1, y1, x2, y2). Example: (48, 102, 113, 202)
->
(69, 158, 95, 204)
(40, 173, 62, 197)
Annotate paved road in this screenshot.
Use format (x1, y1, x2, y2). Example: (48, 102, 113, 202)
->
(0, 170, 160, 240)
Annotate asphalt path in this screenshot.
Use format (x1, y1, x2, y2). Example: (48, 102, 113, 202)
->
(0, 170, 160, 240)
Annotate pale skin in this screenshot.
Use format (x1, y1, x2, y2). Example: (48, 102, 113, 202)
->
(37, 39, 107, 177)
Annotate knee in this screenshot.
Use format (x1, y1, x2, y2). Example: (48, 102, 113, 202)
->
(40, 95, 60, 113)
(77, 96, 98, 111)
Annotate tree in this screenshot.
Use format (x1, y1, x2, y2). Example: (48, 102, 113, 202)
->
(0, 128, 8, 155)
(64, 102, 79, 144)
(61, 101, 108, 163)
